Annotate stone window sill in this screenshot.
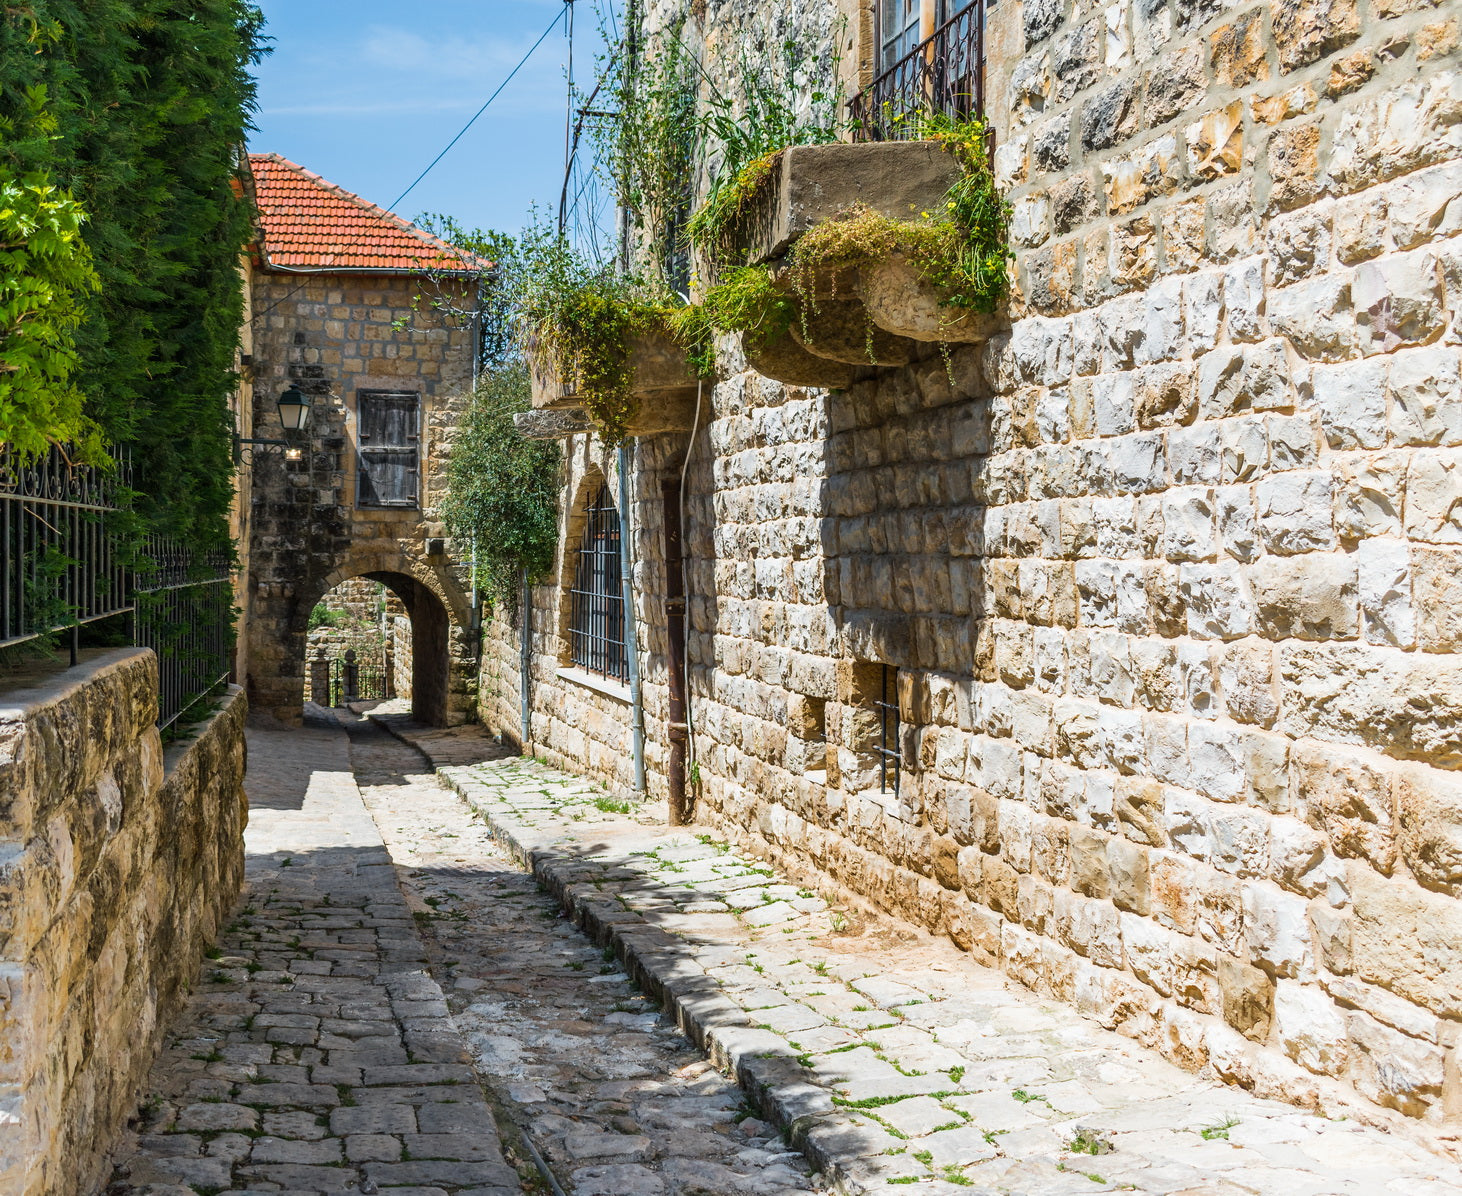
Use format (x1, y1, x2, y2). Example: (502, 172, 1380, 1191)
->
(556, 666, 632, 704)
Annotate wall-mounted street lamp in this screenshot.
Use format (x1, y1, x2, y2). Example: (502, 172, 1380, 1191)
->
(235, 385, 314, 463)
(275, 385, 312, 432)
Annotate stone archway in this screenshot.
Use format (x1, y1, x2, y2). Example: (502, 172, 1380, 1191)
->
(247, 550, 476, 728)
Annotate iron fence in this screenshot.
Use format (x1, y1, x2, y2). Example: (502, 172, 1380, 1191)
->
(134, 539, 235, 730)
(0, 446, 237, 730)
(0, 447, 133, 658)
(851, 2, 987, 141)
(324, 650, 393, 707)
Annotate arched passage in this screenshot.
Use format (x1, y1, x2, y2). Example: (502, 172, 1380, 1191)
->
(304, 572, 453, 726)
(364, 570, 451, 727)
(248, 552, 474, 729)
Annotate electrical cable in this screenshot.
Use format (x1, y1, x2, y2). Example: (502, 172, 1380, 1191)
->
(252, 5, 566, 327)
(389, 5, 567, 213)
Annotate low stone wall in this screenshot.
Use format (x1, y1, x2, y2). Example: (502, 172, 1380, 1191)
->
(0, 650, 248, 1196)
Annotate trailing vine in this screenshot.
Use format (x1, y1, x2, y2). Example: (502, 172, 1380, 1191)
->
(440, 364, 561, 610)
(668, 265, 795, 376)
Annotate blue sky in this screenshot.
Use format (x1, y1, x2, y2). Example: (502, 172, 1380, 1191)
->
(248, 1, 610, 237)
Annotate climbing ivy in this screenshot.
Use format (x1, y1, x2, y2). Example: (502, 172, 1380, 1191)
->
(440, 364, 562, 611)
(0, 160, 102, 461)
(0, 1, 266, 552)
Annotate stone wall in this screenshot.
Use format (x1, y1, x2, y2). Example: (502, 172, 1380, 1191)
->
(479, 0, 1462, 1125)
(246, 270, 478, 725)
(0, 650, 248, 1196)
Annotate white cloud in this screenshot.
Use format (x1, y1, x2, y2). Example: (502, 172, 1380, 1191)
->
(258, 22, 571, 122)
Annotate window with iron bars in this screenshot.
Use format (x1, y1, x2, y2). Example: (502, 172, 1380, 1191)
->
(853, 0, 987, 141)
(568, 483, 629, 683)
(874, 664, 901, 795)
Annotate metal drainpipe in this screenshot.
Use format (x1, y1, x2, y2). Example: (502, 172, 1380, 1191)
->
(617, 444, 647, 796)
(519, 567, 532, 751)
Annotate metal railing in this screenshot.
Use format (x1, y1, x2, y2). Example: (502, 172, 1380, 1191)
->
(851, 2, 987, 141)
(0, 447, 133, 655)
(134, 539, 235, 730)
(0, 446, 237, 730)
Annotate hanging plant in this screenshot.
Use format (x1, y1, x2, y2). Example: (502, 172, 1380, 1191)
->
(684, 114, 1013, 366)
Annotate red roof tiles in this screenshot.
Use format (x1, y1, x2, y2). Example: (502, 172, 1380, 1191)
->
(247, 154, 489, 274)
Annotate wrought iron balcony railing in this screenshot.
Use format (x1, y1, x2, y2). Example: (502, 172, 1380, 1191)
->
(851, 2, 987, 141)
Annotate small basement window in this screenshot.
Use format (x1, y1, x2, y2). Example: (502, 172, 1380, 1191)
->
(875, 665, 900, 796)
(789, 695, 829, 779)
(568, 482, 628, 683)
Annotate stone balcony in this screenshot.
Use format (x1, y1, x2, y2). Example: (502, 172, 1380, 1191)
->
(716, 140, 1005, 388)
(524, 328, 701, 439)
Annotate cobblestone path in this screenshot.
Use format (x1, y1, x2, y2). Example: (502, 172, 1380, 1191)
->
(372, 715, 1462, 1196)
(108, 709, 827, 1196)
(107, 711, 523, 1196)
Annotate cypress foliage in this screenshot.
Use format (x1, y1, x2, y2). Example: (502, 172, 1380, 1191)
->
(0, 1, 266, 551)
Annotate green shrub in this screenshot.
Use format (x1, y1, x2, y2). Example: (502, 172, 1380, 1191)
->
(440, 364, 561, 609)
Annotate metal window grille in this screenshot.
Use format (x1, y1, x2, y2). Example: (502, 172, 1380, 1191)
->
(0, 445, 236, 730)
(569, 483, 628, 683)
(875, 665, 901, 795)
(852, 0, 988, 141)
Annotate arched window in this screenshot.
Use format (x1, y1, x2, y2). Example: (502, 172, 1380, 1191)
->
(568, 483, 628, 682)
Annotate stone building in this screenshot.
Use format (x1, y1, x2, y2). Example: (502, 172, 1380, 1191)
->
(480, 0, 1462, 1125)
(241, 155, 485, 725)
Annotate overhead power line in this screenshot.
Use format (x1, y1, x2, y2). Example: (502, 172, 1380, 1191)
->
(254, 4, 568, 325)
(388, 5, 567, 213)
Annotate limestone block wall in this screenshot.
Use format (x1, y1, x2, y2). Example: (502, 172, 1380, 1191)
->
(0, 650, 248, 1196)
(246, 270, 477, 724)
(480, 437, 686, 792)
(477, 0, 1462, 1127)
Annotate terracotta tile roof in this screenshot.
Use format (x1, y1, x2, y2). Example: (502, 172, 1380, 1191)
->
(247, 154, 490, 274)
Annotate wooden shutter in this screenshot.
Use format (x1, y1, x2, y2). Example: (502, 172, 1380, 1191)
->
(356, 392, 420, 508)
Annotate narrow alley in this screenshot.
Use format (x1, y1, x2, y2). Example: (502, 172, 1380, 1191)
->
(107, 713, 1462, 1196)
(105, 712, 825, 1196)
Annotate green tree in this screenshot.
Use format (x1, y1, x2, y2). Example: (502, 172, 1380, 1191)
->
(440, 364, 561, 610)
(0, 1, 266, 551)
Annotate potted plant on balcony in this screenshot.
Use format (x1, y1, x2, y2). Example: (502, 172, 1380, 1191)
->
(686, 112, 1012, 381)
(517, 225, 706, 443)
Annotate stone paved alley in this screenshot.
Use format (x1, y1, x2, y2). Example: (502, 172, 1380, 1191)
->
(109, 711, 1462, 1196)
